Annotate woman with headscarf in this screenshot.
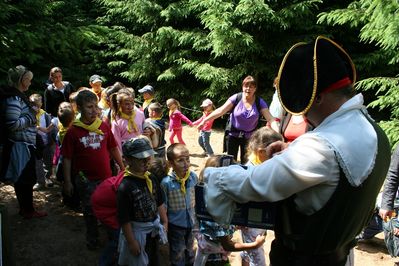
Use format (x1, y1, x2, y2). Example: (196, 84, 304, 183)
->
(0, 65, 47, 219)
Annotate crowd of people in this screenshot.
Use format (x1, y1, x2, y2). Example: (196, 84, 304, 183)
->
(0, 35, 399, 266)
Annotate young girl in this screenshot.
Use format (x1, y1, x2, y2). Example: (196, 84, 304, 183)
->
(166, 98, 193, 145)
(241, 127, 283, 266)
(193, 99, 215, 157)
(111, 88, 145, 153)
(194, 155, 266, 266)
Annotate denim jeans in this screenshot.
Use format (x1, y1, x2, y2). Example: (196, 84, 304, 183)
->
(198, 131, 213, 155)
(168, 224, 195, 266)
(99, 226, 120, 266)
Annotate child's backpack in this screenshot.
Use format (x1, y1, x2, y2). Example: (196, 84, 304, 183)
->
(223, 92, 262, 153)
(91, 171, 125, 229)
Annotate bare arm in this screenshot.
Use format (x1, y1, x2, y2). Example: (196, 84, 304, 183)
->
(197, 100, 234, 128)
(158, 204, 168, 232)
(261, 108, 279, 132)
(63, 157, 73, 196)
(110, 147, 125, 171)
(219, 234, 265, 251)
(121, 222, 141, 256)
(37, 123, 54, 133)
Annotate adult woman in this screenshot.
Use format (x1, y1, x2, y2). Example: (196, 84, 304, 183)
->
(44, 67, 74, 117)
(0, 65, 47, 218)
(198, 75, 278, 163)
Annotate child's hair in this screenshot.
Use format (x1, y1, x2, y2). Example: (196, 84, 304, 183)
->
(69, 91, 78, 104)
(148, 102, 163, 115)
(58, 102, 75, 127)
(246, 127, 283, 157)
(110, 88, 135, 121)
(29, 93, 42, 107)
(49, 67, 62, 82)
(76, 89, 98, 108)
(166, 143, 187, 161)
(166, 98, 180, 111)
(149, 157, 169, 183)
(198, 155, 225, 182)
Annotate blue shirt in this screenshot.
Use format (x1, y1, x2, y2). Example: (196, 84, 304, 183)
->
(161, 171, 198, 228)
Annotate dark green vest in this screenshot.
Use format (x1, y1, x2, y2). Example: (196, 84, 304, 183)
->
(274, 116, 391, 254)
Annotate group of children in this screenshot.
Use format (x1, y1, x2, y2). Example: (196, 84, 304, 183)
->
(26, 72, 288, 265)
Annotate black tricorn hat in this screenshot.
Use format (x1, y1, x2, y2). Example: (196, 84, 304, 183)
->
(276, 36, 356, 115)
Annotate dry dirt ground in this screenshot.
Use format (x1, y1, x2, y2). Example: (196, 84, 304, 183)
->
(0, 126, 396, 265)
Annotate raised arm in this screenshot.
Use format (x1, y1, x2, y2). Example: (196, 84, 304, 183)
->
(197, 99, 234, 128)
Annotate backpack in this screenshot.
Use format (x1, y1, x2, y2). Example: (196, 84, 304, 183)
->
(223, 92, 262, 152)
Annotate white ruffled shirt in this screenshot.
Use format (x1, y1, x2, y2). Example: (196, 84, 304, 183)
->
(204, 94, 378, 225)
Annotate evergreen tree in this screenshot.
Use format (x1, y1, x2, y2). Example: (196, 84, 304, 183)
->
(318, 0, 399, 147)
(95, 0, 343, 113)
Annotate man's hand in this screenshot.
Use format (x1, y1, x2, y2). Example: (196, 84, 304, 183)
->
(266, 140, 288, 158)
(379, 208, 395, 222)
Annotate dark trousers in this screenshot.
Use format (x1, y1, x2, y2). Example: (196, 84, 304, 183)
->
(269, 239, 349, 266)
(227, 135, 249, 164)
(14, 145, 37, 213)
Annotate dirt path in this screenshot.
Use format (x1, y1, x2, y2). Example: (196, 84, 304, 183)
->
(0, 126, 395, 265)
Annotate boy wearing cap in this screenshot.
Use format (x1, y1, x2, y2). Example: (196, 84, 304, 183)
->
(117, 137, 168, 266)
(193, 99, 215, 157)
(89, 74, 104, 100)
(138, 84, 155, 119)
(203, 36, 390, 265)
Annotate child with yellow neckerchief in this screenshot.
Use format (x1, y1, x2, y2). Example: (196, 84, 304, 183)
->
(240, 127, 283, 266)
(161, 143, 198, 265)
(110, 88, 145, 155)
(117, 136, 168, 266)
(29, 93, 56, 190)
(61, 89, 124, 250)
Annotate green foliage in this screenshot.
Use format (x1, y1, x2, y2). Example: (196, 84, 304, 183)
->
(318, 0, 399, 148)
(95, 0, 339, 109)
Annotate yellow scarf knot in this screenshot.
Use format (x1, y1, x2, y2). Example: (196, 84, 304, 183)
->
(73, 117, 104, 135)
(120, 110, 138, 133)
(248, 153, 262, 166)
(58, 123, 68, 144)
(35, 109, 46, 126)
(143, 98, 153, 110)
(124, 166, 153, 193)
(176, 170, 191, 194)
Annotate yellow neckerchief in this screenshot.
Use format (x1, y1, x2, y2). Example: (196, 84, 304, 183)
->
(248, 153, 262, 166)
(175, 169, 191, 194)
(124, 166, 153, 193)
(73, 117, 104, 135)
(119, 109, 138, 133)
(35, 109, 46, 126)
(58, 123, 68, 144)
(143, 98, 154, 110)
(150, 116, 162, 121)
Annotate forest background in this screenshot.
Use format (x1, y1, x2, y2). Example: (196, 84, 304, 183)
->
(0, 0, 398, 146)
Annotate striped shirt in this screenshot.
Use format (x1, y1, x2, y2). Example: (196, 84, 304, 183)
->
(3, 96, 37, 144)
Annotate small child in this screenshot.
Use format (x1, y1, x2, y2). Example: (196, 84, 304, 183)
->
(194, 155, 266, 266)
(55, 102, 80, 210)
(166, 98, 193, 145)
(161, 143, 198, 265)
(110, 88, 145, 154)
(241, 127, 283, 266)
(138, 84, 155, 119)
(192, 99, 215, 157)
(29, 93, 56, 189)
(61, 89, 124, 250)
(145, 102, 167, 158)
(117, 137, 168, 266)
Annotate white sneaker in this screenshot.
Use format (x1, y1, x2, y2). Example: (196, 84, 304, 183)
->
(45, 178, 54, 187)
(33, 183, 45, 191)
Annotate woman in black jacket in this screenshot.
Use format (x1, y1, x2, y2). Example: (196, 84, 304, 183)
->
(44, 67, 75, 117)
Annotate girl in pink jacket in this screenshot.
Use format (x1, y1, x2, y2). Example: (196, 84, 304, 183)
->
(166, 98, 193, 144)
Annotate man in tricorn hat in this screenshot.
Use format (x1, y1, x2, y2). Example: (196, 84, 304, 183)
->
(203, 36, 391, 265)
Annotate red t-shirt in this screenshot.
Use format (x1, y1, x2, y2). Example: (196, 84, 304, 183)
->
(61, 122, 117, 181)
